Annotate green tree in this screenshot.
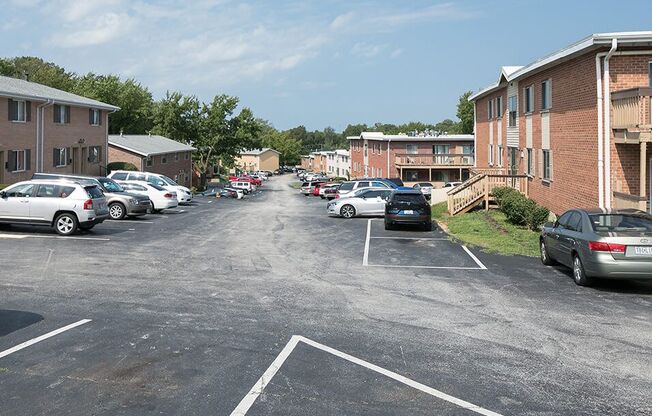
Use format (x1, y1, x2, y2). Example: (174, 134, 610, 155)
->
(434, 119, 459, 134)
(73, 73, 154, 134)
(0, 56, 75, 91)
(456, 90, 474, 134)
(151, 91, 201, 144)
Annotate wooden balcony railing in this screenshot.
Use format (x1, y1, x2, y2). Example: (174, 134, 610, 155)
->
(395, 153, 474, 167)
(611, 87, 652, 129)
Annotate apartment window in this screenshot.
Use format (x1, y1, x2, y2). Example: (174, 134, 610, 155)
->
(161, 155, 168, 164)
(8, 99, 30, 122)
(489, 144, 494, 165)
(487, 99, 493, 119)
(541, 80, 552, 110)
(146, 157, 153, 167)
(508, 95, 517, 127)
(497, 145, 503, 166)
(185, 152, 189, 160)
(406, 144, 418, 154)
(524, 86, 534, 113)
(462, 144, 474, 155)
(175, 152, 180, 161)
(649, 62, 652, 86)
(526, 148, 533, 176)
(9, 149, 29, 172)
(432, 171, 449, 182)
(496, 96, 503, 118)
(542, 149, 552, 180)
(89, 108, 101, 126)
(53, 147, 68, 167)
(88, 146, 101, 164)
(53, 104, 70, 124)
(378, 168, 382, 177)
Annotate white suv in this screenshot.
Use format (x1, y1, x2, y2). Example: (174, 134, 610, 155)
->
(108, 170, 193, 203)
(0, 179, 109, 235)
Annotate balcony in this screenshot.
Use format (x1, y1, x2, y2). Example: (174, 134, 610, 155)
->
(611, 87, 652, 143)
(395, 153, 474, 167)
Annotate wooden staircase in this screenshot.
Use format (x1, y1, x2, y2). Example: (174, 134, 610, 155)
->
(447, 169, 529, 215)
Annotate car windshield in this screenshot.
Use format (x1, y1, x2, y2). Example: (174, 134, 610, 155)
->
(148, 183, 167, 191)
(589, 213, 652, 232)
(418, 183, 433, 187)
(339, 182, 354, 191)
(98, 178, 124, 192)
(393, 193, 426, 203)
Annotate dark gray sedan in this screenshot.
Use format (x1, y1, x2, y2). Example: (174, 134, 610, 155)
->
(540, 209, 652, 285)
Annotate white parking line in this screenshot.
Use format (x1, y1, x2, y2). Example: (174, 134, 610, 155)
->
(0, 234, 109, 241)
(0, 319, 92, 360)
(362, 219, 371, 266)
(105, 220, 154, 224)
(462, 246, 488, 270)
(369, 237, 449, 240)
(367, 264, 487, 270)
(230, 335, 503, 416)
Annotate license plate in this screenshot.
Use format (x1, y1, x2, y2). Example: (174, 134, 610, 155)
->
(630, 246, 652, 257)
(403, 210, 414, 215)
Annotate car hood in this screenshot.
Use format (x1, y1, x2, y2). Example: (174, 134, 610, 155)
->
(124, 192, 151, 201)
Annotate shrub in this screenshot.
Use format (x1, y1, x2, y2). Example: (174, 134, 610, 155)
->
(107, 161, 138, 173)
(501, 192, 534, 226)
(492, 186, 520, 207)
(528, 204, 550, 230)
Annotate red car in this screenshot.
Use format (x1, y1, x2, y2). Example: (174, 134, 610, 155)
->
(239, 175, 262, 186)
(311, 181, 327, 196)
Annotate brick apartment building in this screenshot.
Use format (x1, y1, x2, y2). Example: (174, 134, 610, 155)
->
(348, 132, 475, 185)
(108, 134, 195, 186)
(470, 31, 652, 215)
(0, 75, 119, 185)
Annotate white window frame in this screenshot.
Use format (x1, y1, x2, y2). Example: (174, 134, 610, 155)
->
(541, 79, 552, 110)
(526, 148, 533, 176)
(146, 157, 153, 167)
(497, 145, 503, 167)
(90, 109, 100, 126)
(378, 167, 382, 177)
(406, 144, 418, 154)
(489, 144, 494, 166)
(88, 146, 101, 164)
(496, 96, 503, 118)
(487, 99, 493, 120)
(524, 86, 534, 113)
(12, 100, 27, 122)
(55, 147, 67, 167)
(508, 95, 517, 127)
(12, 149, 26, 172)
(543, 149, 552, 181)
(57, 105, 68, 124)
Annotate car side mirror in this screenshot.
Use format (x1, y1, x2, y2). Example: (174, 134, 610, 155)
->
(0, 191, 5, 198)
(544, 221, 554, 228)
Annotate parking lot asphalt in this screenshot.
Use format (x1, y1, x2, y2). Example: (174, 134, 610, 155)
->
(1, 175, 651, 415)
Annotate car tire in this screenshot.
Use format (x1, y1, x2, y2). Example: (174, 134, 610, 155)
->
(572, 254, 592, 286)
(340, 204, 356, 218)
(78, 224, 95, 231)
(54, 213, 78, 236)
(384, 221, 393, 230)
(422, 222, 432, 231)
(540, 239, 555, 265)
(109, 202, 126, 220)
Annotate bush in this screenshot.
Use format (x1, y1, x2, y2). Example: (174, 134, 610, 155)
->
(528, 204, 550, 230)
(497, 189, 550, 230)
(492, 186, 520, 207)
(107, 161, 138, 173)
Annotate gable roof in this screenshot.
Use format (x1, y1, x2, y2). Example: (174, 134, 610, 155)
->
(0, 75, 120, 110)
(108, 134, 196, 157)
(239, 148, 280, 156)
(347, 132, 474, 142)
(469, 31, 652, 101)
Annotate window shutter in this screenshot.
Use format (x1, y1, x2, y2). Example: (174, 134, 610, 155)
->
(54, 104, 60, 123)
(538, 150, 543, 178)
(8, 98, 17, 121)
(549, 151, 553, 181)
(488, 145, 491, 165)
(66, 147, 72, 165)
(89, 109, 93, 125)
(25, 149, 31, 171)
(53, 148, 58, 167)
(7, 151, 16, 171)
(98, 110, 102, 125)
(26, 101, 31, 122)
(65, 106, 71, 124)
(531, 150, 535, 176)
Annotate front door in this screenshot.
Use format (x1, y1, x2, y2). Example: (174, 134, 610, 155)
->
(72, 147, 80, 173)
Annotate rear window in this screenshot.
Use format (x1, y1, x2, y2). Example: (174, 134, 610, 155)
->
(111, 172, 128, 180)
(129, 173, 147, 181)
(85, 186, 104, 199)
(356, 181, 370, 187)
(339, 182, 354, 191)
(393, 193, 426, 203)
(589, 214, 652, 232)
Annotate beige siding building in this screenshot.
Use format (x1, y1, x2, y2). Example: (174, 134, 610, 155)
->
(236, 148, 280, 172)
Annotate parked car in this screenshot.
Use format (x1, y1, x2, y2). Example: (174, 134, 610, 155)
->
(107, 170, 193, 204)
(230, 181, 253, 194)
(540, 209, 652, 286)
(327, 188, 393, 218)
(336, 180, 394, 198)
(300, 181, 324, 196)
(443, 181, 463, 188)
(238, 175, 262, 186)
(32, 173, 151, 220)
(117, 181, 178, 213)
(385, 190, 432, 231)
(320, 183, 340, 199)
(412, 182, 434, 199)
(312, 181, 328, 196)
(0, 179, 109, 235)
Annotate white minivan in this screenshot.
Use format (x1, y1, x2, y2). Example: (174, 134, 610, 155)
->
(230, 181, 253, 194)
(108, 170, 193, 204)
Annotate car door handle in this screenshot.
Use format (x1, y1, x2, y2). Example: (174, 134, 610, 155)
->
(20, 200, 29, 203)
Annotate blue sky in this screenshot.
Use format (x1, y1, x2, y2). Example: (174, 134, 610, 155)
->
(1, 0, 651, 131)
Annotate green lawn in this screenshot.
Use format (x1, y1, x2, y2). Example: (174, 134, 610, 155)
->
(432, 202, 540, 257)
(289, 181, 303, 189)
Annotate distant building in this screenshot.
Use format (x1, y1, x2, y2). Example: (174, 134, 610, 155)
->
(236, 148, 280, 172)
(348, 132, 475, 185)
(108, 134, 195, 186)
(0, 75, 119, 186)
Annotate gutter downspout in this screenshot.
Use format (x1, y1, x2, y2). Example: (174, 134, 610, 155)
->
(36, 100, 54, 172)
(106, 109, 119, 175)
(386, 138, 391, 179)
(473, 102, 477, 169)
(603, 38, 618, 209)
(595, 54, 605, 209)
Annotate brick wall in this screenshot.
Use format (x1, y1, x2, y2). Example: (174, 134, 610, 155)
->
(108, 146, 193, 186)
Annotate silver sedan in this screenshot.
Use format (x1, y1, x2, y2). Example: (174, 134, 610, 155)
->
(540, 209, 652, 285)
(327, 188, 392, 218)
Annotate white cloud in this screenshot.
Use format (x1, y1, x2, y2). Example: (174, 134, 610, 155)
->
(390, 48, 403, 59)
(50, 12, 134, 47)
(330, 12, 355, 30)
(351, 42, 385, 58)
(53, 0, 124, 22)
(371, 3, 473, 26)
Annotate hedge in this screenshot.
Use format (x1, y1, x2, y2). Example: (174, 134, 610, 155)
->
(107, 161, 138, 173)
(492, 186, 549, 230)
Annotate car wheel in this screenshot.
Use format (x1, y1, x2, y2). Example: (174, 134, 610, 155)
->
(422, 222, 432, 231)
(572, 254, 592, 286)
(384, 221, 393, 230)
(540, 239, 555, 265)
(78, 224, 95, 231)
(54, 213, 78, 236)
(109, 202, 126, 220)
(340, 204, 356, 218)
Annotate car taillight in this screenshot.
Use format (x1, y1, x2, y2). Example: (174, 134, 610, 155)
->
(164, 193, 173, 198)
(588, 241, 626, 253)
(83, 199, 93, 210)
(335, 194, 340, 199)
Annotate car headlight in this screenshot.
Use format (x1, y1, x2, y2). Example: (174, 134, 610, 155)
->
(129, 198, 138, 205)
